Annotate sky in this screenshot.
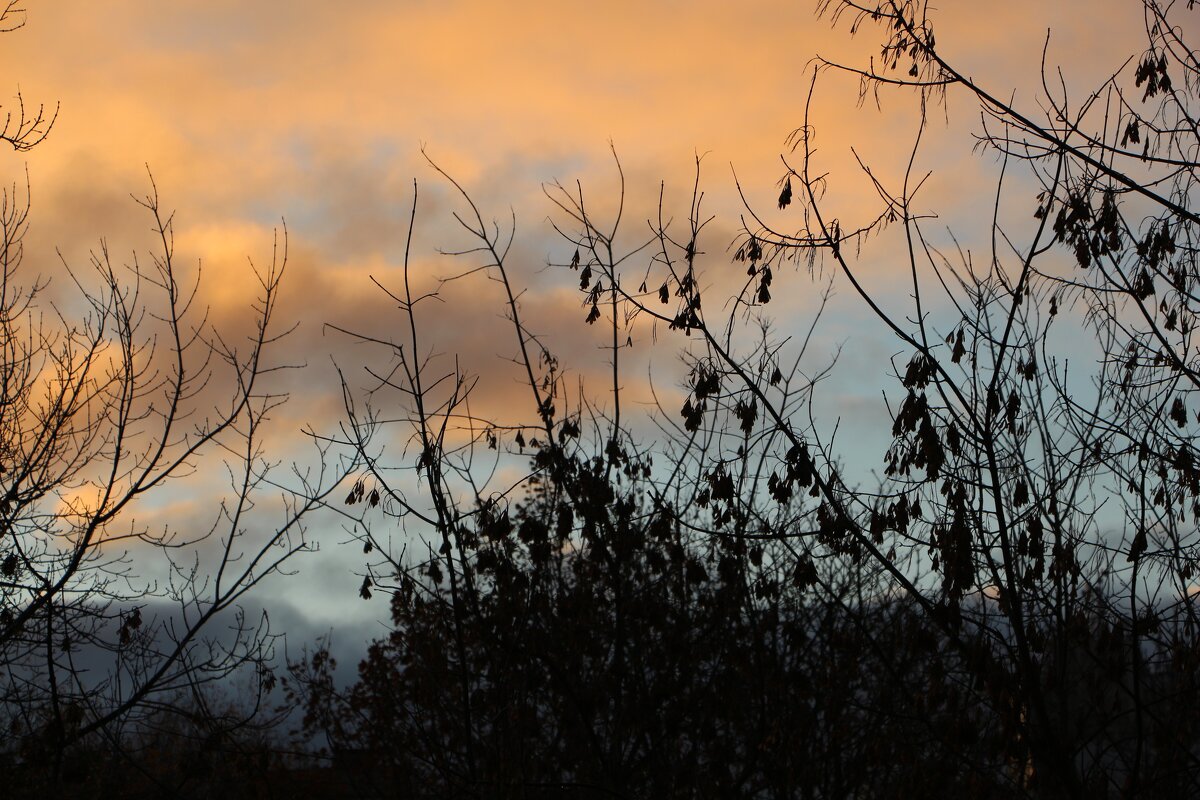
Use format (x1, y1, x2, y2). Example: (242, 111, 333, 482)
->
(0, 0, 1157, 672)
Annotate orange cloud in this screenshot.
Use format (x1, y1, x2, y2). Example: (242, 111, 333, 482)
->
(0, 0, 1156, 630)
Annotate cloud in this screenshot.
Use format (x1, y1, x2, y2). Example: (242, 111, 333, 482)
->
(0, 0, 1153, 668)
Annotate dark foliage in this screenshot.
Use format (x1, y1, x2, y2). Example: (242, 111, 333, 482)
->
(294, 2, 1200, 798)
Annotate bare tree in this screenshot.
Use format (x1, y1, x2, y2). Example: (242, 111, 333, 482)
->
(0, 3, 55, 156)
(525, 1, 1200, 796)
(296, 155, 1028, 797)
(0, 12, 349, 788)
(291, 1, 1200, 797)
(546, 0, 1200, 795)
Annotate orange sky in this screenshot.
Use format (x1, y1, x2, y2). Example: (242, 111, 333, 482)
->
(0, 0, 1156, 636)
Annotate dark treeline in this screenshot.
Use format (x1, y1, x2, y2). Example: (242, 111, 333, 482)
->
(6, 1, 1200, 797)
(290, 460, 1200, 798)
